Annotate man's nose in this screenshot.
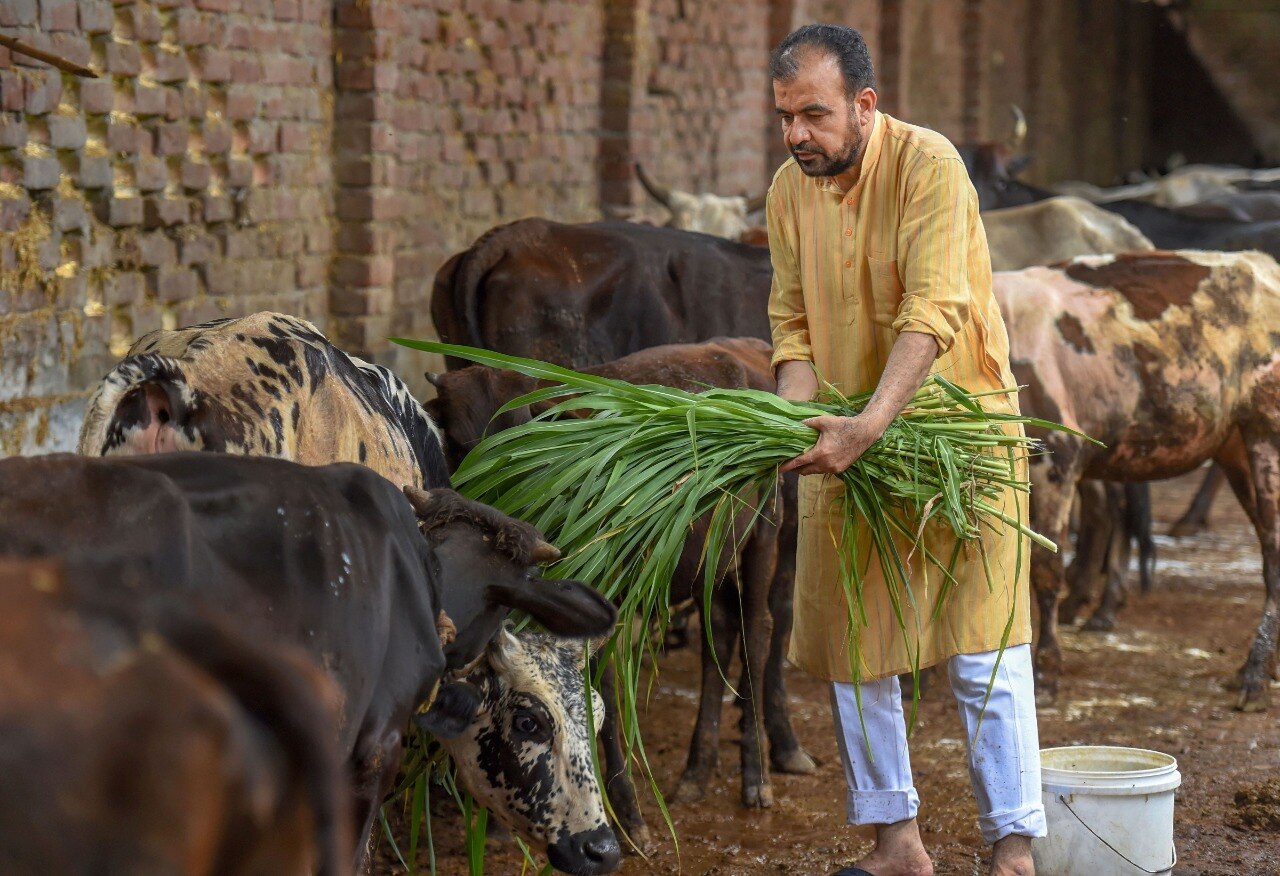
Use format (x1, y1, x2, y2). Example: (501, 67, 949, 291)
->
(786, 122, 809, 146)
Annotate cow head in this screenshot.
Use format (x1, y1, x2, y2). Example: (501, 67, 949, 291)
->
(423, 368, 540, 471)
(959, 106, 1042, 211)
(424, 629, 618, 875)
(634, 163, 766, 240)
(78, 354, 243, 456)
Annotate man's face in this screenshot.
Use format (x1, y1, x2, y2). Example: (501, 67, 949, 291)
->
(773, 51, 874, 178)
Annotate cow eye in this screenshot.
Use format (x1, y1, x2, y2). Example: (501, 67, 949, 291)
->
(512, 710, 548, 740)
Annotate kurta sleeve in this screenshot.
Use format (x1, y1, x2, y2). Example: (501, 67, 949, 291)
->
(892, 156, 977, 355)
(766, 186, 812, 370)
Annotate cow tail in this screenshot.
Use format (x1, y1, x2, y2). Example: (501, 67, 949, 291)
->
(155, 609, 353, 876)
(1123, 482, 1157, 593)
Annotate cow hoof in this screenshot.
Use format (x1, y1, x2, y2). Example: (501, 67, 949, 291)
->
(1235, 682, 1271, 713)
(743, 783, 774, 809)
(1081, 615, 1115, 632)
(670, 776, 707, 805)
(1167, 521, 1205, 538)
(772, 747, 818, 774)
(1035, 684, 1058, 708)
(1057, 604, 1083, 626)
(618, 823, 652, 856)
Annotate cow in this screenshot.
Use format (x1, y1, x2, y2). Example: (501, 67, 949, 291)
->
(0, 558, 351, 876)
(77, 312, 450, 491)
(423, 337, 813, 843)
(430, 220, 773, 371)
(1172, 191, 1280, 223)
(992, 250, 1280, 711)
(981, 196, 1154, 271)
(0, 454, 620, 875)
(632, 163, 767, 242)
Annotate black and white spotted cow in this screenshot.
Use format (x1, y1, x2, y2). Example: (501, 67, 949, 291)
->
(77, 311, 449, 490)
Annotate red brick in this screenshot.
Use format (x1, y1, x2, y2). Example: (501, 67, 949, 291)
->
(78, 78, 113, 114)
(180, 231, 219, 264)
(335, 188, 400, 221)
(131, 4, 163, 41)
(295, 254, 327, 287)
(104, 195, 143, 227)
(201, 193, 233, 223)
(49, 33, 91, 67)
(247, 121, 277, 154)
(78, 0, 113, 33)
(144, 196, 191, 228)
(180, 85, 207, 119)
(202, 119, 232, 153)
(155, 122, 188, 156)
(199, 47, 231, 81)
(137, 231, 177, 267)
(0, 115, 26, 148)
(196, 0, 234, 11)
(277, 122, 310, 153)
(225, 88, 257, 120)
(180, 158, 212, 190)
(151, 267, 198, 301)
(251, 27, 283, 53)
(274, 0, 299, 19)
(103, 272, 144, 306)
(332, 254, 395, 287)
(40, 0, 77, 30)
(135, 156, 168, 192)
(23, 156, 60, 190)
(231, 56, 264, 83)
(24, 70, 62, 115)
(52, 196, 87, 231)
(48, 115, 87, 150)
(77, 155, 111, 188)
(0, 72, 24, 112)
(106, 41, 141, 76)
(175, 10, 214, 44)
(154, 47, 190, 83)
(226, 157, 253, 187)
(0, 0, 36, 26)
(134, 83, 166, 117)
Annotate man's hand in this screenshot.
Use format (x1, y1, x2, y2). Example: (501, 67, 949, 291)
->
(780, 412, 888, 476)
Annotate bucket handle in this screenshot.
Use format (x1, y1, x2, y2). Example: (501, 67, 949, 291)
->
(1059, 795, 1177, 875)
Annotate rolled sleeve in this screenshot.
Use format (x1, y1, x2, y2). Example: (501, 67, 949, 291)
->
(891, 156, 977, 355)
(766, 186, 813, 370)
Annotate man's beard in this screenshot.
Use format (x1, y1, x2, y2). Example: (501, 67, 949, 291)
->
(791, 120, 864, 178)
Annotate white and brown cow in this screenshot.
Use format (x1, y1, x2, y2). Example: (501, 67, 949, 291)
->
(994, 250, 1280, 710)
(633, 163, 767, 242)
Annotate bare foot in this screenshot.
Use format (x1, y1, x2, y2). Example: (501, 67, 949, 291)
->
(990, 834, 1034, 876)
(843, 818, 934, 876)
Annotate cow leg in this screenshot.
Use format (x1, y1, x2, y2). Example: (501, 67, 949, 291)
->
(1168, 464, 1227, 537)
(761, 561, 816, 775)
(1060, 480, 1110, 625)
(1084, 484, 1131, 632)
(595, 659, 651, 852)
(672, 593, 738, 804)
(1031, 449, 1082, 706)
(736, 518, 778, 809)
(350, 727, 404, 874)
(1235, 429, 1280, 712)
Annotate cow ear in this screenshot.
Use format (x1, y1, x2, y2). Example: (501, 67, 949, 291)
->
(416, 681, 482, 739)
(487, 578, 617, 639)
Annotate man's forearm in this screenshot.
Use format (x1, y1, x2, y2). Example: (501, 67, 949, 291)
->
(860, 331, 938, 430)
(776, 359, 819, 402)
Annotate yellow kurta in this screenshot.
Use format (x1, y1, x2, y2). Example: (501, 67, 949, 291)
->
(767, 111, 1032, 683)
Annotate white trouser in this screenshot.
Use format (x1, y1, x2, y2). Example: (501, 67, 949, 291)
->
(830, 643, 1047, 844)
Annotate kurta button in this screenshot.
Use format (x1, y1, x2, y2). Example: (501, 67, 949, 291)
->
(844, 228, 853, 237)
(847, 199, 855, 206)
(844, 260, 852, 268)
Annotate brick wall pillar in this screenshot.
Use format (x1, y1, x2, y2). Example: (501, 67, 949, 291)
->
(330, 0, 401, 358)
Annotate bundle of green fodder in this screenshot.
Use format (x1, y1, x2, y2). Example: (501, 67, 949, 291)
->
(395, 340, 1088, 773)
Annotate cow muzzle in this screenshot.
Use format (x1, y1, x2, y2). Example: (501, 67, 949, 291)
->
(546, 825, 620, 875)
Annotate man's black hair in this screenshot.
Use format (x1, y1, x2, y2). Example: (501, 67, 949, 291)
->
(769, 24, 875, 97)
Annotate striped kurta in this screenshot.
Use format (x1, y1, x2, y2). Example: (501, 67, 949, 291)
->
(767, 111, 1032, 683)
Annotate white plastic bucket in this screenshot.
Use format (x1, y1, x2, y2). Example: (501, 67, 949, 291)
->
(1032, 746, 1180, 876)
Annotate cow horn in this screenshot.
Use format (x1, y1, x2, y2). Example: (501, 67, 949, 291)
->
(403, 485, 435, 514)
(1009, 105, 1027, 150)
(425, 371, 444, 389)
(530, 539, 562, 565)
(634, 163, 674, 210)
(744, 191, 768, 214)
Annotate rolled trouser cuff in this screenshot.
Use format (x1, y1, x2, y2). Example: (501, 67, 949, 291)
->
(979, 803, 1048, 843)
(847, 787, 920, 826)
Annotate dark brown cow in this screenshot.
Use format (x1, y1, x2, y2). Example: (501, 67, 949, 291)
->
(0, 454, 619, 875)
(994, 250, 1280, 710)
(0, 558, 351, 876)
(425, 337, 814, 842)
(430, 220, 773, 371)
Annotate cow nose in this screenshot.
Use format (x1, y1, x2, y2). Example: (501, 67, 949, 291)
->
(547, 825, 620, 875)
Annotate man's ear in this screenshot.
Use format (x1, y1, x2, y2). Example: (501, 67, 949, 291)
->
(854, 86, 877, 122)
(415, 681, 481, 739)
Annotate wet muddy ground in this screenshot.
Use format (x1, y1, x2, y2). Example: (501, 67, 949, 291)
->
(378, 470, 1280, 874)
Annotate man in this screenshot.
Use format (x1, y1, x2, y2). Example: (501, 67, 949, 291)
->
(766, 25, 1045, 876)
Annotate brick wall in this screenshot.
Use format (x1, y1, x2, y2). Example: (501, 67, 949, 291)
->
(0, 0, 1260, 456)
(1, 0, 334, 455)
